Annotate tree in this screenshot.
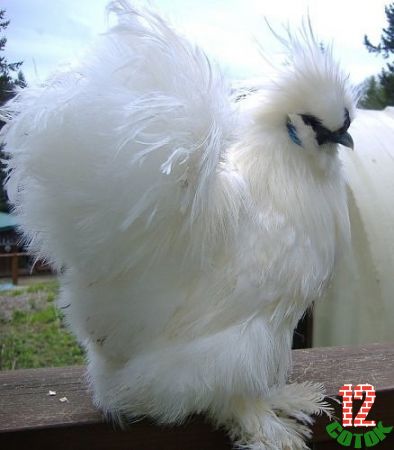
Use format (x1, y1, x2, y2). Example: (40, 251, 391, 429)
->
(362, 3, 394, 108)
(359, 76, 387, 110)
(364, 4, 394, 58)
(0, 10, 26, 104)
(0, 9, 27, 212)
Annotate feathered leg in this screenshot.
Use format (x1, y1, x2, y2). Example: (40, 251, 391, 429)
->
(213, 382, 332, 450)
(85, 317, 331, 449)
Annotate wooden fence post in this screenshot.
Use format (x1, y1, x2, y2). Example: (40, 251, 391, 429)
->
(11, 246, 18, 285)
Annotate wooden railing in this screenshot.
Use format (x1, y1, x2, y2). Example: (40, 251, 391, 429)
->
(0, 343, 393, 449)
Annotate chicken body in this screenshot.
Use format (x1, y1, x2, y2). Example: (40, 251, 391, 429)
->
(1, 2, 356, 448)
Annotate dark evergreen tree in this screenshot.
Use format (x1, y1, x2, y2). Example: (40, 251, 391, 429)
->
(362, 3, 394, 108)
(0, 9, 27, 212)
(359, 76, 386, 110)
(364, 4, 394, 58)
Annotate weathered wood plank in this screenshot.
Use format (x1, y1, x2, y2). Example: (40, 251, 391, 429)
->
(291, 342, 394, 393)
(291, 343, 394, 444)
(0, 343, 393, 449)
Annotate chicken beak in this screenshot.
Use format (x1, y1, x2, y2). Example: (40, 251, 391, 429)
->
(334, 131, 354, 150)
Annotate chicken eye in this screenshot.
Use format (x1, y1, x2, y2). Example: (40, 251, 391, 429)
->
(343, 108, 351, 130)
(299, 114, 322, 131)
(335, 108, 351, 135)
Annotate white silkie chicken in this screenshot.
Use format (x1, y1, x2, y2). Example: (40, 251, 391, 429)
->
(1, 2, 356, 449)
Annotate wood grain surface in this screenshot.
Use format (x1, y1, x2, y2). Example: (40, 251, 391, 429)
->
(0, 343, 393, 449)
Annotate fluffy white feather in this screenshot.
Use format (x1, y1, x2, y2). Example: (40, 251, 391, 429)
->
(0, 2, 357, 449)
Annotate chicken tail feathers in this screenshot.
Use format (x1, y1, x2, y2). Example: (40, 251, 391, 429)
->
(1, 1, 243, 275)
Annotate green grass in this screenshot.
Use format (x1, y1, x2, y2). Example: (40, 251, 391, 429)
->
(0, 280, 85, 370)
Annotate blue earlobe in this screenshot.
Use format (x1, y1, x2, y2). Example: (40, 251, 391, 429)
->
(286, 121, 302, 147)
